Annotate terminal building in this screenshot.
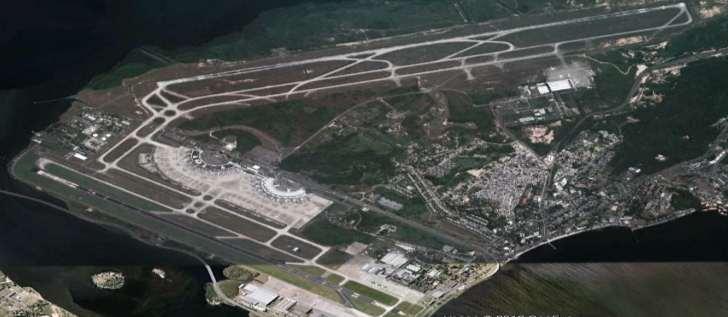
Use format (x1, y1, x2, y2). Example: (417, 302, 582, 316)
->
(153, 145, 332, 228)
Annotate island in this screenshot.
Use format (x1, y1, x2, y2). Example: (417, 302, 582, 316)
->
(10, 1, 728, 316)
(91, 271, 126, 290)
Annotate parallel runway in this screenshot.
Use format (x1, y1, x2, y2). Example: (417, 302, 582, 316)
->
(86, 1, 694, 263)
(30, 4, 696, 313)
(152, 2, 691, 113)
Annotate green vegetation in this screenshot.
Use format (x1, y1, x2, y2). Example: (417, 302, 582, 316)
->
(427, 169, 471, 189)
(212, 129, 261, 153)
(205, 279, 241, 302)
(86, 49, 164, 89)
(374, 187, 428, 218)
(281, 129, 401, 185)
(88, 62, 154, 90)
(175, 1, 479, 62)
(452, 156, 487, 169)
(216, 279, 241, 298)
(349, 294, 387, 316)
(292, 265, 327, 277)
(180, 100, 347, 146)
(448, 91, 499, 136)
(12, 151, 48, 184)
(298, 215, 374, 246)
(44, 163, 171, 212)
(317, 249, 354, 269)
(611, 57, 728, 174)
(402, 113, 425, 139)
(428, 143, 513, 187)
(86, 0, 652, 90)
(388, 93, 429, 112)
(391, 93, 440, 142)
(204, 283, 218, 303)
(87, 1, 527, 90)
(670, 189, 701, 211)
(343, 280, 398, 306)
(666, 14, 728, 57)
(324, 273, 345, 285)
(222, 265, 255, 281)
(468, 88, 518, 105)
(592, 62, 637, 106)
(385, 302, 424, 317)
(358, 211, 447, 249)
(246, 264, 342, 303)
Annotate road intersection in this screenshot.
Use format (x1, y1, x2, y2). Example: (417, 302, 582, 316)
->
(35, 3, 695, 316)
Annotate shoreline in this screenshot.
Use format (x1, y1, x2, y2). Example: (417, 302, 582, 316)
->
(8, 146, 723, 317)
(4, 149, 249, 314)
(3, 2, 723, 315)
(510, 208, 697, 261)
(424, 208, 724, 317)
(419, 263, 501, 317)
(5, 148, 224, 267)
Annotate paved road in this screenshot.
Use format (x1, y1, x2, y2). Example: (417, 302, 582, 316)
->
(77, 1, 694, 266)
(203, 264, 246, 309)
(537, 46, 728, 242)
(97, 2, 691, 172)
(27, 3, 701, 313)
(280, 170, 496, 256)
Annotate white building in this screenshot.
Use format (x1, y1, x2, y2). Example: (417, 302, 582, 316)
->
(238, 283, 279, 311)
(546, 79, 574, 92)
(380, 251, 408, 267)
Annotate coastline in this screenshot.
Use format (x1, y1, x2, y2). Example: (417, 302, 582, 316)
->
(510, 208, 697, 261)
(419, 263, 501, 317)
(426, 208, 719, 317)
(5, 148, 222, 268)
(3, 2, 725, 316)
(8, 144, 722, 317)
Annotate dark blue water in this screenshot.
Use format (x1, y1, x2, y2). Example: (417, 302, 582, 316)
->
(1, 0, 336, 89)
(4, 1, 728, 316)
(516, 211, 728, 263)
(0, 1, 338, 315)
(435, 211, 728, 316)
